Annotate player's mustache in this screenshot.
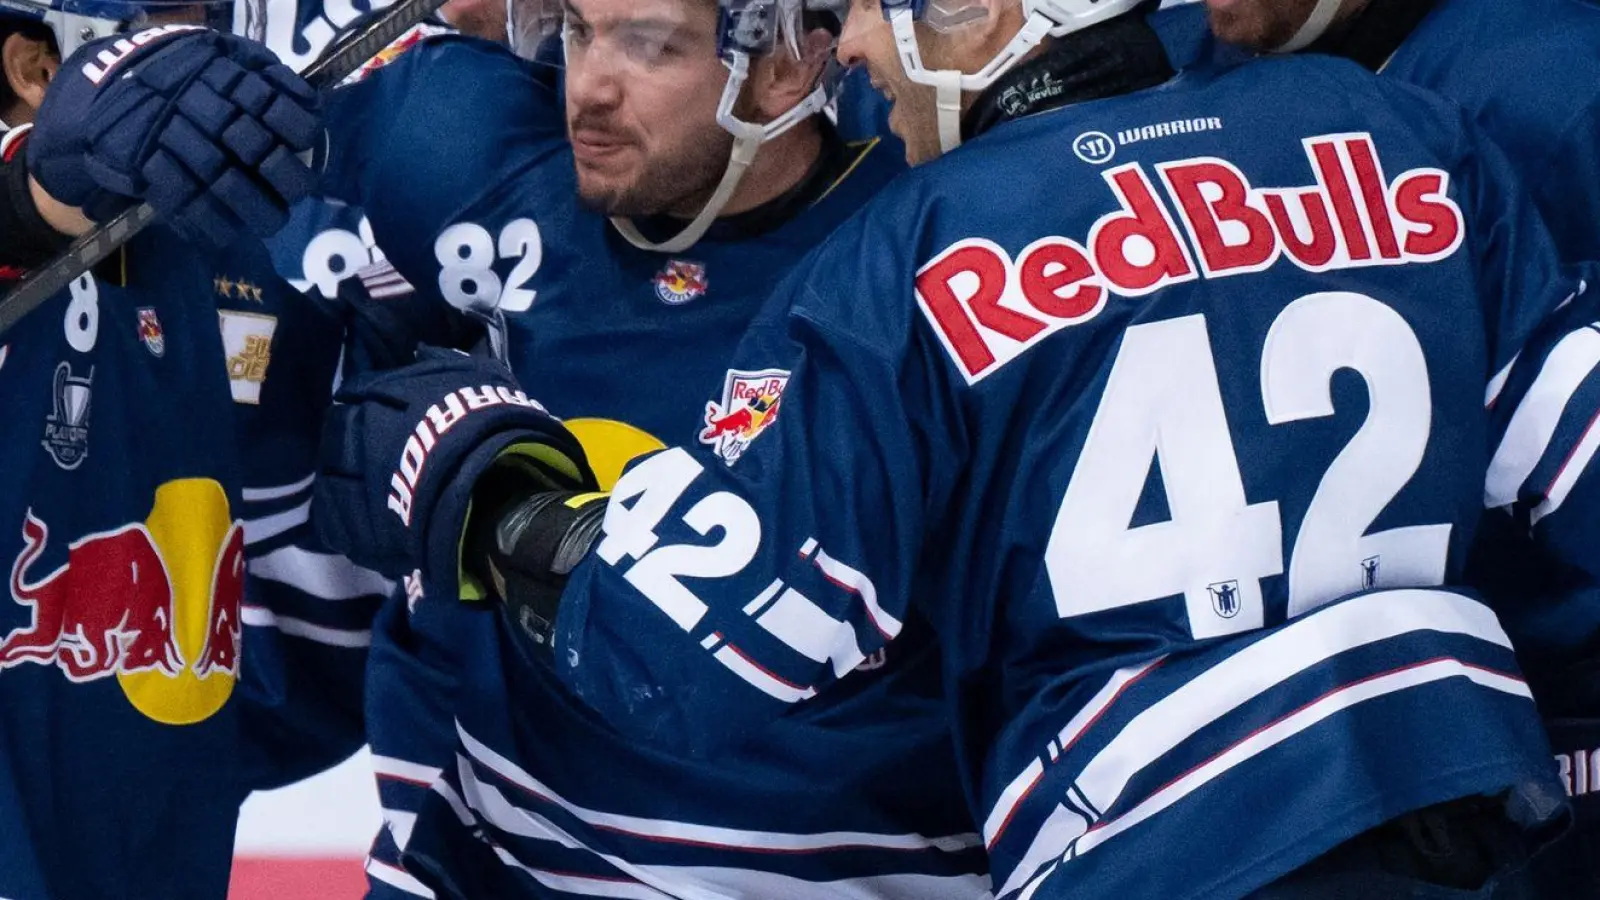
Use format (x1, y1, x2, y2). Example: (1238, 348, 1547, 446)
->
(567, 115, 635, 144)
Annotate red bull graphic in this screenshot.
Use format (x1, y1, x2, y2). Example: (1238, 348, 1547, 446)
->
(653, 260, 709, 306)
(699, 368, 790, 465)
(1, 478, 245, 724)
(4, 513, 182, 681)
(136, 307, 165, 358)
(193, 523, 245, 680)
(565, 418, 668, 490)
(340, 23, 452, 86)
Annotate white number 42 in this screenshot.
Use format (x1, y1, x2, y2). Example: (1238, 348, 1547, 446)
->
(1049, 291, 1450, 639)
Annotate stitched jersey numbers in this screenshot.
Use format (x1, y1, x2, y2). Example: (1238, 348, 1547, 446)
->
(1048, 291, 1448, 639)
(433, 218, 543, 313)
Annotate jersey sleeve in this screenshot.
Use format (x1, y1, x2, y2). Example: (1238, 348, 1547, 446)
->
(1468, 98, 1600, 671)
(547, 202, 969, 759)
(1452, 110, 1581, 389)
(1470, 106, 1600, 810)
(317, 36, 565, 315)
(220, 246, 395, 788)
(1484, 283, 1600, 654)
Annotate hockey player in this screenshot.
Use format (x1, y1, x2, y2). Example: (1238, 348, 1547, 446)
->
(302, 1, 978, 897)
(310, 1, 988, 896)
(0, 3, 383, 895)
(310, 0, 1600, 897)
(0, 3, 964, 897)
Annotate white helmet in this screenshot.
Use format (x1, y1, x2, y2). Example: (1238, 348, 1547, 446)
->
(881, 0, 1146, 155)
(0, 0, 263, 62)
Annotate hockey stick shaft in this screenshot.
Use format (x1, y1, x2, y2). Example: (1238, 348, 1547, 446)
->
(0, 0, 448, 337)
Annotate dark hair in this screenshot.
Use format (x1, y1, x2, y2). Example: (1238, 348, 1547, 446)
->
(0, 19, 57, 117)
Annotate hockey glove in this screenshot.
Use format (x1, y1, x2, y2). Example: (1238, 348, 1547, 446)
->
(28, 26, 319, 245)
(461, 477, 609, 653)
(313, 347, 596, 589)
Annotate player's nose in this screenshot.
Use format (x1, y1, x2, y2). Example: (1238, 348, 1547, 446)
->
(835, 7, 873, 70)
(565, 52, 625, 113)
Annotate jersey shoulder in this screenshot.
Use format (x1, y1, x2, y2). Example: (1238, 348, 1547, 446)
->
(326, 30, 564, 177)
(1397, 0, 1600, 108)
(351, 31, 562, 129)
(1391, 0, 1600, 173)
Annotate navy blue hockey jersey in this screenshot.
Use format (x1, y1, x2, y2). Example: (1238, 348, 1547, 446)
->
(545, 54, 1585, 900)
(0, 226, 253, 900)
(0, 211, 363, 896)
(319, 35, 988, 899)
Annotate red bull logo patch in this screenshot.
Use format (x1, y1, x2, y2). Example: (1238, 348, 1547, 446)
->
(699, 368, 789, 465)
(653, 260, 708, 306)
(340, 23, 452, 86)
(136, 307, 165, 358)
(0, 479, 244, 724)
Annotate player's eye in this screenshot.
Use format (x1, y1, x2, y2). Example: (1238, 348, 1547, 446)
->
(565, 20, 593, 45)
(620, 31, 672, 61)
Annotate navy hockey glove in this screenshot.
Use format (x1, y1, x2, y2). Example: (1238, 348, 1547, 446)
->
(28, 25, 319, 245)
(314, 348, 596, 590)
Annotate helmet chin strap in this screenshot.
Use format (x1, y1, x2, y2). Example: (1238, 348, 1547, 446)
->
(611, 50, 829, 254)
(888, 6, 1058, 156)
(1273, 0, 1346, 52)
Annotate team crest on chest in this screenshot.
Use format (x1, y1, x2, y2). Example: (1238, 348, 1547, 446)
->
(653, 260, 708, 306)
(700, 368, 789, 465)
(136, 308, 165, 357)
(42, 361, 93, 470)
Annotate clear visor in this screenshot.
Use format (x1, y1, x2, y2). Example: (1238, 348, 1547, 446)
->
(509, 0, 725, 77)
(875, 0, 990, 32)
(41, 0, 264, 59)
(506, 0, 819, 71)
(504, 0, 559, 62)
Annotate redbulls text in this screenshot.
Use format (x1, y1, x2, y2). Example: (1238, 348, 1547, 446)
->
(917, 133, 1465, 383)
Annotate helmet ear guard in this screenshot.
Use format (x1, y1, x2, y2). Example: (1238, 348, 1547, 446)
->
(878, 0, 1147, 156)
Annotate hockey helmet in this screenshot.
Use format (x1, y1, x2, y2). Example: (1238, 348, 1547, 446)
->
(877, 0, 1148, 155)
(0, 0, 266, 61)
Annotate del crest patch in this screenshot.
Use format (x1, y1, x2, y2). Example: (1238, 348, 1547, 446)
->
(699, 368, 788, 465)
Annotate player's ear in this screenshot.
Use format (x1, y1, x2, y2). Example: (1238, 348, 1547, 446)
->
(2, 32, 58, 117)
(747, 25, 834, 123)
